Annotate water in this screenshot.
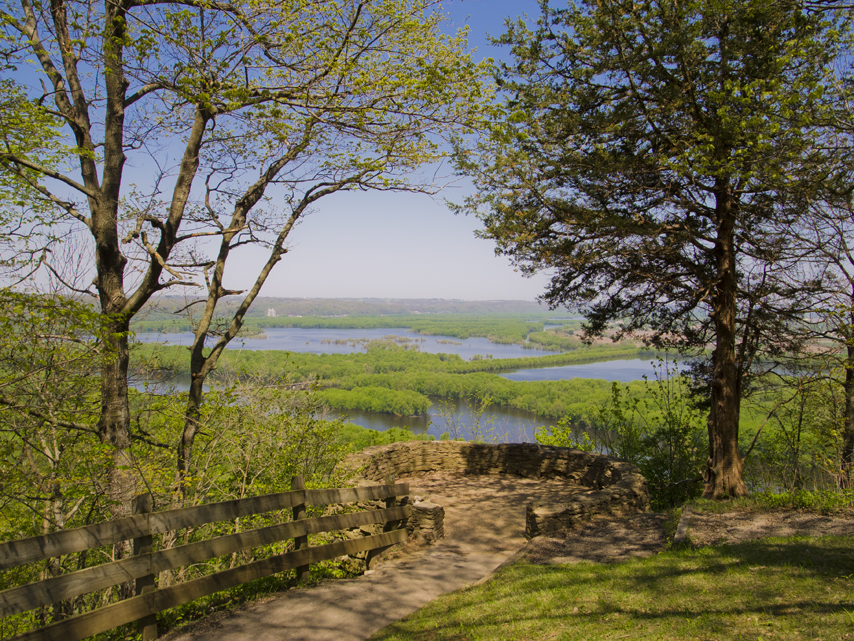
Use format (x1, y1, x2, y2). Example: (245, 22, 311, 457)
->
(136, 328, 676, 442)
(501, 358, 688, 383)
(137, 373, 549, 442)
(341, 397, 549, 443)
(136, 327, 560, 360)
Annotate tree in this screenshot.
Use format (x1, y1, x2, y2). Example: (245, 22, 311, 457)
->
(0, 79, 69, 277)
(0, 292, 106, 542)
(0, 0, 487, 509)
(781, 198, 854, 487)
(454, 0, 853, 497)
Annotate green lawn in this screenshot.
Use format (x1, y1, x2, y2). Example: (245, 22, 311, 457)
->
(370, 536, 854, 641)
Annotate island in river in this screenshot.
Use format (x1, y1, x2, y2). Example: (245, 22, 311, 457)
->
(133, 302, 677, 442)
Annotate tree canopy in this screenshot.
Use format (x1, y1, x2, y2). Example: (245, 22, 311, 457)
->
(0, 0, 488, 510)
(455, 0, 854, 497)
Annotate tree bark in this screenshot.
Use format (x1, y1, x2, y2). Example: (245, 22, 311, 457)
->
(96, 0, 136, 519)
(99, 313, 136, 516)
(704, 179, 749, 499)
(840, 343, 854, 488)
(177, 343, 207, 493)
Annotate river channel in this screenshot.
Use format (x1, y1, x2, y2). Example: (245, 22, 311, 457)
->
(137, 328, 676, 442)
(137, 326, 560, 360)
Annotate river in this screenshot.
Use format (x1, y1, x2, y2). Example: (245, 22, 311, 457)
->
(136, 328, 680, 442)
(500, 358, 687, 383)
(137, 327, 560, 360)
(140, 374, 553, 442)
(341, 397, 551, 442)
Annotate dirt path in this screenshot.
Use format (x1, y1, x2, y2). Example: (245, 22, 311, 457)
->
(520, 505, 854, 565)
(164, 473, 581, 641)
(164, 475, 854, 641)
(682, 507, 854, 546)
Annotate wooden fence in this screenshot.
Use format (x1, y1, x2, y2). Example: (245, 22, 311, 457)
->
(0, 475, 410, 641)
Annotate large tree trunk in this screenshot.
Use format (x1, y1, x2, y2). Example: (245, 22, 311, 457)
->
(840, 343, 854, 489)
(98, 314, 137, 517)
(95, 0, 143, 523)
(96, 262, 138, 600)
(704, 180, 749, 499)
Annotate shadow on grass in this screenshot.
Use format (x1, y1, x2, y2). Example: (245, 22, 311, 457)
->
(372, 536, 854, 641)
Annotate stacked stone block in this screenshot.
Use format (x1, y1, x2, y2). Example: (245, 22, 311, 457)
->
(406, 501, 445, 543)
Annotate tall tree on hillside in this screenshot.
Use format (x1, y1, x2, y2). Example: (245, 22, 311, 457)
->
(454, 0, 853, 497)
(0, 0, 488, 510)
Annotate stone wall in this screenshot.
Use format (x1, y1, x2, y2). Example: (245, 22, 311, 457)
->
(341, 441, 650, 539)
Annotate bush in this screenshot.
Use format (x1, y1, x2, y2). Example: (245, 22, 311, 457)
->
(536, 358, 706, 509)
(334, 423, 434, 452)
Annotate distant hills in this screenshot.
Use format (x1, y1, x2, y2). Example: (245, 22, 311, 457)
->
(137, 297, 570, 322)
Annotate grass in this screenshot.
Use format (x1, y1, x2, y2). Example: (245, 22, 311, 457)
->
(370, 535, 854, 641)
(693, 490, 854, 515)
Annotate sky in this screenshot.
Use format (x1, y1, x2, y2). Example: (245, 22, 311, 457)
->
(237, 0, 549, 302)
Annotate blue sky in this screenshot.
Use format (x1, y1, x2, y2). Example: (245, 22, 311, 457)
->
(239, 0, 550, 301)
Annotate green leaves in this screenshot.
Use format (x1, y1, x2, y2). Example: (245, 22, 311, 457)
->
(0, 80, 70, 270)
(454, 0, 854, 497)
(456, 0, 852, 344)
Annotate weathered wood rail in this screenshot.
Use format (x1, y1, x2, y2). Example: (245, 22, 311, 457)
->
(0, 476, 410, 641)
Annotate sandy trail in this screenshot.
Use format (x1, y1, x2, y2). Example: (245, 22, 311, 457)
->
(165, 473, 578, 641)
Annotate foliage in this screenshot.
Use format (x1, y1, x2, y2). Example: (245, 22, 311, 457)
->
(139, 298, 560, 322)
(777, 198, 854, 486)
(458, 0, 851, 345)
(0, 292, 106, 545)
(134, 339, 657, 418)
(743, 369, 849, 492)
(371, 535, 854, 641)
(0, 305, 375, 637)
(0, 0, 491, 509)
(455, 0, 854, 498)
(526, 329, 584, 351)
(694, 489, 854, 515)
(318, 386, 431, 416)
(334, 424, 434, 453)
(537, 359, 707, 508)
(433, 392, 497, 442)
(133, 314, 558, 348)
(535, 416, 595, 452)
(0, 80, 68, 273)
(133, 313, 593, 355)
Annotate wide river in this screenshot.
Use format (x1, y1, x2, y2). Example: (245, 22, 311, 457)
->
(137, 327, 679, 442)
(138, 326, 559, 360)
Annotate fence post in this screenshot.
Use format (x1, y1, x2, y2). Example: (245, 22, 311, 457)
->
(366, 474, 397, 570)
(291, 475, 309, 581)
(382, 473, 397, 530)
(132, 493, 158, 641)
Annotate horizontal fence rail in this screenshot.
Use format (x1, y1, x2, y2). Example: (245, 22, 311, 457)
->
(0, 483, 409, 570)
(0, 476, 410, 641)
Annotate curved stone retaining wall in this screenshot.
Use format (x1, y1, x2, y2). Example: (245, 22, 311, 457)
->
(341, 441, 650, 538)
